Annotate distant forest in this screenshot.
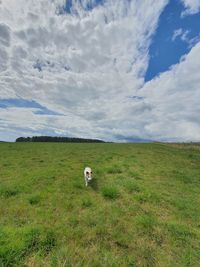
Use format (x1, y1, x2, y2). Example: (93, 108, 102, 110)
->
(16, 136, 105, 143)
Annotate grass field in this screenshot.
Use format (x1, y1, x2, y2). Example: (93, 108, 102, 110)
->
(0, 142, 200, 267)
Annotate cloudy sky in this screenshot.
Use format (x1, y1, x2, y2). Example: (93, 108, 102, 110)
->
(0, 0, 200, 142)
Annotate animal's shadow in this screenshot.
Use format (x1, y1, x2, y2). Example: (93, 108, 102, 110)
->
(89, 178, 99, 191)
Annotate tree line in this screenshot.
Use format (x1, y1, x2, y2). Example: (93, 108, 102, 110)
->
(15, 136, 105, 143)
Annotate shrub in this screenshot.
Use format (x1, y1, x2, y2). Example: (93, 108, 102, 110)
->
(28, 195, 41, 205)
(125, 181, 141, 193)
(101, 185, 120, 200)
(25, 228, 56, 255)
(41, 230, 56, 254)
(0, 187, 19, 198)
(25, 229, 41, 252)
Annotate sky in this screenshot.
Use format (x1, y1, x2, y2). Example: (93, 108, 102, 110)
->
(0, 0, 200, 142)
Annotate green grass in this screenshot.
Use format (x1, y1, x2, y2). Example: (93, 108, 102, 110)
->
(101, 185, 120, 199)
(0, 142, 200, 266)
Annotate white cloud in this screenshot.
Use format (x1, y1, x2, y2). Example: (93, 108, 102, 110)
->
(0, 0, 169, 141)
(181, 0, 200, 15)
(139, 42, 200, 142)
(172, 28, 184, 41)
(172, 28, 200, 48)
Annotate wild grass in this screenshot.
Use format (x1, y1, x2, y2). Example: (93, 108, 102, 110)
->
(101, 185, 120, 199)
(0, 142, 200, 266)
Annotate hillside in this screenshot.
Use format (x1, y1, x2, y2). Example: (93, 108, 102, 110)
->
(0, 142, 200, 266)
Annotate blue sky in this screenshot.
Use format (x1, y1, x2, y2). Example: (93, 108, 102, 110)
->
(146, 0, 200, 81)
(0, 98, 62, 115)
(0, 0, 200, 142)
(60, 0, 105, 13)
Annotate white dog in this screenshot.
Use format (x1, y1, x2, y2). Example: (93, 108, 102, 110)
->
(84, 167, 93, 186)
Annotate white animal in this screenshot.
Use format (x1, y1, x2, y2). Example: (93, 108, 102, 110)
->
(84, 167, 93, 186)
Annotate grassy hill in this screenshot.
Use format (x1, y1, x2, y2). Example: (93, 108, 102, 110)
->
(0, 142, 200, 266)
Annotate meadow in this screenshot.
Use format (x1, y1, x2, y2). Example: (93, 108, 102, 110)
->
(0, 142, 200, 267)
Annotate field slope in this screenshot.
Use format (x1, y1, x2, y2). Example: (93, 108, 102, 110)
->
(0, 142, 200, 266)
